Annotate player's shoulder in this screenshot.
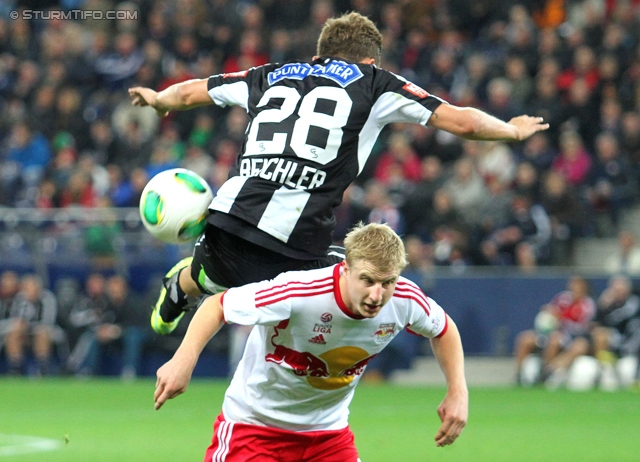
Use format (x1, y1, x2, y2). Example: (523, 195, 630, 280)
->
(270, 264, 337, 287)
(393, 277, 433, 307)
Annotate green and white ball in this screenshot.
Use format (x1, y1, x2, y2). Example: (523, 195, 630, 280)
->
(534, 310, 559, 335)
(139, 168, 213, 244)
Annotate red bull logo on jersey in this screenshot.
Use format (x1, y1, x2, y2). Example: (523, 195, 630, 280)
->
(373, 323, 396, 344)
(266, 344, 330, 377)
(266, 341, 377, 391)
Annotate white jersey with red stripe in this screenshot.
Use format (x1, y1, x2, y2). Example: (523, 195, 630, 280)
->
(220, 263, 447, 432)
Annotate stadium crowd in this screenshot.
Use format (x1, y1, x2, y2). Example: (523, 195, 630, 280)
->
(2, 0, 640, 268)
(2, 0, 640, 377)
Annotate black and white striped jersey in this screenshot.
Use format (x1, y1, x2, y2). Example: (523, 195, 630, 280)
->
(206, 57, 445, 258)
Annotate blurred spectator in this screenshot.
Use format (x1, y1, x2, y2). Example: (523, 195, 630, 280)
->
(560, 78, 599, 149)
(515, 275, 596, 387)
(450, 52, 490, 105)
(373, 131, 422, 188)
(222, 30, 269, 74)
(540, 170, 587, 266)
(473, 177, 515, 243)
(78, 154, 110, 198)
(59, 171, 96, 208)
(527, 76, 564, 144)
(66, 275, 150, 379)
(107, 164, 134, 207)
(591, 275, 640, 388)
(65, 272, 109, 373)
(52, 87, 90, 150)
(94, 32, 144, 91)
(182, 145, 214, 181)
(512, 161, 541, 203)
(0, 270, 20, 344)
(586, 132, 638, 235)
(333, 184, 369, 245)
(363, 180, 404, 235)
(514, 132, 556, 173)
(111, 118, 154, 172)
(269, 29, 297, 64)
(484, 77, 523, 122)
(604, 231, 640, 276)
(83, 197, 122, 268)
(480, 193, 551, 266)
(504, 55, 533, 105)
(551, 131, 592, 187)
(4, 274, 64, 376)
(398, 28, 431, 85)
(6, 121, 52, 189)
(471, 140, 516, 186)
(598, 97, 623, 135)
(443, 156, 487, 223)
(402, 156, 446, 239)
(620, 112, 640, 168)
(428, 189, 471, 268)
(87, 120, 118, 166)
(187, 113, 216, 150)
(557, 45, 600, 94)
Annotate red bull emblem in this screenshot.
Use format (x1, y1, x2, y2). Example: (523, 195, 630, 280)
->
(266, 344, 330, 377)
(266, 326, 378, 390)
(373, 323, 396, 344)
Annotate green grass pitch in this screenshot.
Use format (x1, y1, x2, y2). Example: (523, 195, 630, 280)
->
(1, 378, 639, 461)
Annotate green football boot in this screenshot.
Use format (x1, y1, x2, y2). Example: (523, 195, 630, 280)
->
(151, 257, 193, 335)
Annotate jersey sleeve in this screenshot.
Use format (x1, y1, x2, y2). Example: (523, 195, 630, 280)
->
(206, 69, 254, 110)
(370, 69, 447, 127)
(394, 280, 448, 338)
(221, 276, 293, 326)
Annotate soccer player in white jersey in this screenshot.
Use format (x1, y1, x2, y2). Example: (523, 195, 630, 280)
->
(129, 12, 549, 336)
(154, 223, 467, 461)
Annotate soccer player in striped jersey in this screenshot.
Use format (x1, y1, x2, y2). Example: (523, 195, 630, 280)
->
(154, 223, 467, 460)
(129, 12, 549, 335)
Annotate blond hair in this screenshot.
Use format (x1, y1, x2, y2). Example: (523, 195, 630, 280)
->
(343, 222, 407, 273)
(317, 12, 382, 64)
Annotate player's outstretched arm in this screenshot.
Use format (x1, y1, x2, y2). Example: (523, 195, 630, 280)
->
(128, 79, 213, 118)
(429, 104, 549, 142)
(430, 316, 468, 447)
(154, 292, 225, 410)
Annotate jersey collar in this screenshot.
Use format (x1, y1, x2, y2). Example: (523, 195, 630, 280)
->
(332, 262, 365, 320)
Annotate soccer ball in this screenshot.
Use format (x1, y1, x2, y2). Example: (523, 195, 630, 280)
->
(139, 168, 213, 244)
(534, 310, 559, 335)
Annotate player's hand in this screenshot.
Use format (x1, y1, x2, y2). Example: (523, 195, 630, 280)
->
(153, 356, 196, 410)
(508, 115, 549, 141)
(128, 86, 169, 117)
(434, 389, 468, 447)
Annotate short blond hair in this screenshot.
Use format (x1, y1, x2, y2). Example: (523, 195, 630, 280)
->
(343, 222, 407, 273)
(317, 12, 382, 64)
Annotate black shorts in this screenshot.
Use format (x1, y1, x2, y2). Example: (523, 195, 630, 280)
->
(190, 224, 345, 294)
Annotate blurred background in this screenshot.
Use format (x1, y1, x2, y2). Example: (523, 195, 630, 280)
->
(1, 0, 640, 389)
